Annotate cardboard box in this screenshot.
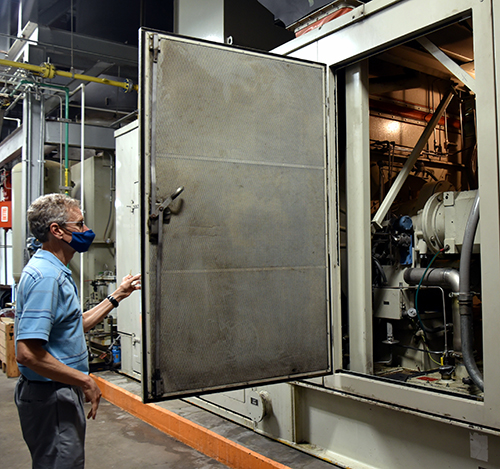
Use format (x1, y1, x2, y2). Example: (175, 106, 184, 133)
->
(0, 318, 20, 378)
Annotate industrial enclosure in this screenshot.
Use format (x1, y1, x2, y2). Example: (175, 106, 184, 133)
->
(1, 0, 500, 467)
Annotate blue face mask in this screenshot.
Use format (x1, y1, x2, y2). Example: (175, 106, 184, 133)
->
(67, 229, 96, 253)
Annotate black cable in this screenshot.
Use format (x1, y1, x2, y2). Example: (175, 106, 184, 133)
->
(395, 343, 444, 356)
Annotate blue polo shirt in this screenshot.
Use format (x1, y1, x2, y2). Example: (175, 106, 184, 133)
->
(15, 249, 88, 381)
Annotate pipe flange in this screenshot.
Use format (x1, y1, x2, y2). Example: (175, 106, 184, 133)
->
(40, 62, 56, 79)
(123, 78, 134, 93)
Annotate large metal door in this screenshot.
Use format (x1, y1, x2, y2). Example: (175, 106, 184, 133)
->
(140, 30, 331, 402)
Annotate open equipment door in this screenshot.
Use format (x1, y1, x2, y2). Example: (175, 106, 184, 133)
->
(140, 30, 332, 402)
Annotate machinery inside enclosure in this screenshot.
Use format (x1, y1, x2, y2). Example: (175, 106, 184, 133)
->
(344, 18, 482, 396)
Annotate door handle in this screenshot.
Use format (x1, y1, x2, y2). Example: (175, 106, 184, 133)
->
(149, 186, 184, 243)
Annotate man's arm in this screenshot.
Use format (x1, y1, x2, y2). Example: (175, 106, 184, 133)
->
(16, 339, 102, 419)
(82, 273, 141, 332)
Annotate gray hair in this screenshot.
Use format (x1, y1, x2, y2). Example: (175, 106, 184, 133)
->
(27, 193, 81, 242)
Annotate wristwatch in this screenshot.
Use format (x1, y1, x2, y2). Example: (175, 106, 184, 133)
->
(106, 295, 119, 308)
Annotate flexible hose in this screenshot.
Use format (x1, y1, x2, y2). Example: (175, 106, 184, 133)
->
(458, 191, 483, 391)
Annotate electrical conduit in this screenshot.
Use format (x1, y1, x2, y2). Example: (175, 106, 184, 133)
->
(458, 190, 483, 391)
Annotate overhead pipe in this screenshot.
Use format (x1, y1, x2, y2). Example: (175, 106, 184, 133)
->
(369, 98, 461, 130)
(372, 88, 455, 230)
(38, 83, 71, 193)
(2, 54, 135, 192)
(458, 191, 483, 391)
(10, 80, 71, 193)
(0, 58, 137, 92)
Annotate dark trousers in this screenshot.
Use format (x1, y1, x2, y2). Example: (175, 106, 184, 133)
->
(15, 375, 86, 469)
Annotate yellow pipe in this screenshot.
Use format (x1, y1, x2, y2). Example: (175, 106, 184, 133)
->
(55, 70, 136, 92)
(1, 59, 42, 74)
(0, 58, 138, 92)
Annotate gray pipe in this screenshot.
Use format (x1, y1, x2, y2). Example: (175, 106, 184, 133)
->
(458, 191, 483, 391)
(404, 268, 459, 292)
(403, 268, 459, 346)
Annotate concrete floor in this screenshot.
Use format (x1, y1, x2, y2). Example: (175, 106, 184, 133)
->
(0, 372, 227, 468)
(95, 371, 339, 468)
(1, 370, 338, 468)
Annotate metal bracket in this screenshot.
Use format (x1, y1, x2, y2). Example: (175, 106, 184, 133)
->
(126, 199, 139, 214)
(417, 37, 475, 94)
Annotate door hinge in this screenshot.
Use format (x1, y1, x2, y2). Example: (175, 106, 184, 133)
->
(152, 369, 164, 398)
(150, 34, 160, 63)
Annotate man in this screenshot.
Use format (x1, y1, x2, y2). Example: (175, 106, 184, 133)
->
(14, 193, 141, 468)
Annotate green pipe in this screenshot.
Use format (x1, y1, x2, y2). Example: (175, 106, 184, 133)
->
(8, 81, 25, 97)
(10, 80, 71, 193)
(39, 83, 70, 193)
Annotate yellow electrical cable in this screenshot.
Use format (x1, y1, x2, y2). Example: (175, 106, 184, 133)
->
(420, 332, 443, 367)
(409, 317, 444, 367)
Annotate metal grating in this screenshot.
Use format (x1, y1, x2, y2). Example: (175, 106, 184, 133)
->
(144, 34, 330, 398)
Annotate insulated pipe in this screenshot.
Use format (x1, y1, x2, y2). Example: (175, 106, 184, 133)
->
(458, 191, 483, 391)
(372, 89, 455, 230)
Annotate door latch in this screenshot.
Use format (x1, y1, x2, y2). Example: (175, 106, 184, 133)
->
(149, 186, 184, 243)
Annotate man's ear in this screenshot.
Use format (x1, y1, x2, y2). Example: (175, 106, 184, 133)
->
(48, 222, 65, 240)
